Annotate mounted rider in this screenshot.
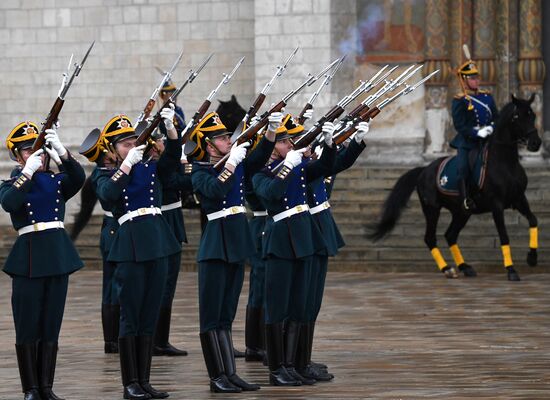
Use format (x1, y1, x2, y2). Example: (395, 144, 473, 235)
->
(451, 44, 498, 211)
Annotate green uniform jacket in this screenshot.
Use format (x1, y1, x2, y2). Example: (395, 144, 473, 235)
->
(307, 140, 366, 256)
(253, 144, 336, 260)
(192, 136, 275, 264)
(90, 166, 119, 258)
(159, 140, 193, 244)
(0, 155, 85, 278)
(94, 139, 181, 263)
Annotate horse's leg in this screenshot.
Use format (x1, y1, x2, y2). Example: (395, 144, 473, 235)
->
(444, 212, 476, 277)
(421, 202, 457, 278)
(514, 193, 538, 267)
(491, 207, 520, 281)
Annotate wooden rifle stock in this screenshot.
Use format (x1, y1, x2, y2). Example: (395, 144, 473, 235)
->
(292, 104, 344, 150)
(246, 93, 266, 123)
(32, 97, 65, 152)
(182, 99, 213, 144)
(297, 103, 313, 125)
(333, 106, 380, 145)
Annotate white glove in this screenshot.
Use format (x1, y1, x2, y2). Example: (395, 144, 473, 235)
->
(121, 144, 146, 170)
(477, 126, 493, 138)
(44, 146, 62, 165)
(354, 121, 370, 143)
(249, 115, 261, 126)
(44, 129, 67, 157)
(322, 121, 335, 146)
(268, 111, 284, 132)
(161, 104, 175, 130)
(227, 142, 250, 168)
(21, 149, 44, 177)
(314, 145, 323, 159)
(283, 148, 306, 169)
(303, 108, 314, 121)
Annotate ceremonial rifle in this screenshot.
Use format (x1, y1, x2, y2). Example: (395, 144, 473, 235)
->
(232, 47, 299, 138)
(210, 59, 340, 170)
(333, 69, 440, 145)
(135, 49, 184, 125)
(291, 64, 394, 150)
(32, 41, 95, 152)
(179, 56, 245, 145)
(134, 53, 213, 146)
(297, 55, 346, 125)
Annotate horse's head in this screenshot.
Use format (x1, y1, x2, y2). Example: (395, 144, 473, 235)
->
(509, 94, 541, 152)
(216, 95, 246, 132)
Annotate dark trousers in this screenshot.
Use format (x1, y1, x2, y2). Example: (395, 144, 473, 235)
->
(115, 258, 168, 337)
(12, 274, 69, 344)
(161, 250, 182, 308)
(310, 254, 328, 322)
(247, 252, 265, 309)
(456, 146, 472, 181)
(264, 256, 313, 324)
(198, 260, 244, 333)
(102, 259, 119, 305)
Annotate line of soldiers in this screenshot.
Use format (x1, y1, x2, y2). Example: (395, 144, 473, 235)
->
(0, 73, 370, 398)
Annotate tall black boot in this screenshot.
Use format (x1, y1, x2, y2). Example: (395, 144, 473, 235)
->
(119, 337, 151, 400)
(459, 179, 475, 212)
(218, 329, 260, 391)
(15, 343, 42, 400)
(153, 307, 187, 357)
(199, 331, 241, 393)
(265, 323, 301, 386)
(298, 322, 334, 381)
(137, 336, 169, 398)
(244, 306, 264, 362)
(37, 342, 64, 400)
(103, 304, 119, 354)
(285, 321, 315, 385)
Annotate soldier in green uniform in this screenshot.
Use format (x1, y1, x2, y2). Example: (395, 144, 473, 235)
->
(189, 111, 278, 393)
(76, 127, 121, 354)
(1, 122, 85, 400)
(147, 126, 192, 357)
(451, 52, 498, 211)
(252, 116, 336, 386)
(95, 110, 181, 400)
(299, 120, 370, 382)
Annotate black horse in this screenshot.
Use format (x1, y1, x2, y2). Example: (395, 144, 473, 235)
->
(370, 95, 542, 281)
(216, 94, 246, 132)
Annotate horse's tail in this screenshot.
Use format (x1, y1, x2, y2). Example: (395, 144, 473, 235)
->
(369, 166, 425, 242)
(70, 176, 98, 241)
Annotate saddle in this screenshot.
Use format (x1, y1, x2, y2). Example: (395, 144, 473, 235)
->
(436, 144, 489, 196)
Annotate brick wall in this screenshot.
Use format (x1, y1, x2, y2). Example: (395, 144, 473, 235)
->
(0, 0, 255, 151)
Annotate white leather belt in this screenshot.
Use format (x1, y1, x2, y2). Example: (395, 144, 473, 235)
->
(272, 204, 309, 222)
(252, 211, 268, 217)
(161, 201, 182, 212)
(310, 201, 331, 215)
(104, 211, 114, 218)
(18, 221, 65, 236)
(207, 206, 246, 221)
(118, 207, 162, 225)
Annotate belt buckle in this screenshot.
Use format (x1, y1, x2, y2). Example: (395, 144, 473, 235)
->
(324, 202, 329, 209)
(296, 205, 303, 212)
(137, 208, 147, 216)
(230, 206, 239, 214)
(33, 222, 46, 232)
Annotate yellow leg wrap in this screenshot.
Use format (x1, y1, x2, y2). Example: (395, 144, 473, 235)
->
(450, 244, 465, 266)
(529, 227, 538, 249)
(431, 247, 447, 270)
(501, 245, 513, 267)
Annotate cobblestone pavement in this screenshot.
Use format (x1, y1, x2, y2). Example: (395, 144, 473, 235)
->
(1, 270, 549, 399)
